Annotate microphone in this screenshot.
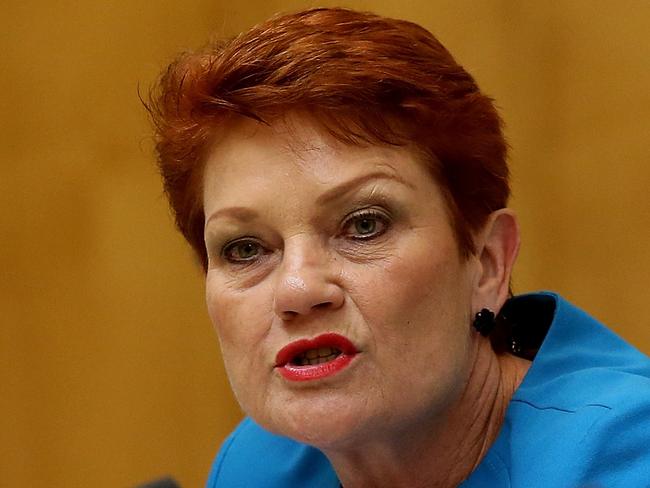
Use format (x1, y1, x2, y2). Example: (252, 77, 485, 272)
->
(134, 476, 181, 488)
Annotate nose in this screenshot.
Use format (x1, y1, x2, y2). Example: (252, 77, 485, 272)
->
(273, 238, 344, 321)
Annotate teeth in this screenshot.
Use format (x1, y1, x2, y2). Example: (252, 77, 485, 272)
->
(293, 347, 342, 366)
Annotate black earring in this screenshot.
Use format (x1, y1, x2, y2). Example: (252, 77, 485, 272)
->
(473, 308, 496, 336)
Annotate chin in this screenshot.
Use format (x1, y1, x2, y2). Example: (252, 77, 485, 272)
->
(262, 389, 374, 449)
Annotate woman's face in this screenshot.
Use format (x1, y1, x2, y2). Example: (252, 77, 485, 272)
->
(203, 115, 482, 449)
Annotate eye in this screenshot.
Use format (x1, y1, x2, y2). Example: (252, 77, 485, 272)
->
(222, 238, 264, 263)
(342, 209, 390, 240)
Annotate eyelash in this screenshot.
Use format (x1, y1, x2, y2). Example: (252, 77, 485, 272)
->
(221, 237, 266, 264)
(340, 208, 391, 240)
(220, 207, 391, 265)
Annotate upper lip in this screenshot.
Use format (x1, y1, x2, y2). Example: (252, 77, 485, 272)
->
(275, 332, 359, 367)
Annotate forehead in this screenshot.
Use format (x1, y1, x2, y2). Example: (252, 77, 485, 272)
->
(202, 115, 433, 205)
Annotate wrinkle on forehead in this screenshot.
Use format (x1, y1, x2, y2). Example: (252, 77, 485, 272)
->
(267, 113, 409, 183)
(216, 111, 421, 174)
(203, 112, 430, 218)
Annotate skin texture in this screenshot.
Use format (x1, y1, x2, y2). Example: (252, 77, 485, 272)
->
(203, 114, 527, 487)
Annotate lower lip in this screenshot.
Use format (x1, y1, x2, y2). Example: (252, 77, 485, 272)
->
(277, 353, 356, 381)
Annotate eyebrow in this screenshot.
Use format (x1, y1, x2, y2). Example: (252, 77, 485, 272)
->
(204, 206, 260, 230)
(204, 170, 413, 230)
(315, 170, 414, 205)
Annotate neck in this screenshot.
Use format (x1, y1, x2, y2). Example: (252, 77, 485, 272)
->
(324, 340, 531, 488)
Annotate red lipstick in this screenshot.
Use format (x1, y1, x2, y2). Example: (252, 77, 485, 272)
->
(275, 333, 359, 382)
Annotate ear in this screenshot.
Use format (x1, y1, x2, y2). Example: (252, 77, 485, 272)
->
(472, 208, 520, 312)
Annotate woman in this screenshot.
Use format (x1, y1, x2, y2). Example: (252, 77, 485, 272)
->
(148, 8, 650, 487)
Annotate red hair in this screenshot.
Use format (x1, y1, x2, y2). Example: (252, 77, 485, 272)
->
(147, 7, 509, 271)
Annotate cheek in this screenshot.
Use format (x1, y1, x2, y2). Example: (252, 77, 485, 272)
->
(206, 273, 272, 343)
(348, 233, 471, 382)
(205, 274, 274, 396)
(355, 233, 467, 328)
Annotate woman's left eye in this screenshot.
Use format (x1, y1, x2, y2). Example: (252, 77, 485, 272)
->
(342, 210, 390, 239)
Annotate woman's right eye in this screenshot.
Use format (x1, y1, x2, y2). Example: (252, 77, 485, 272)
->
(222, 239, 264, 263)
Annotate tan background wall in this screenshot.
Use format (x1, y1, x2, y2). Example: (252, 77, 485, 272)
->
(2, 1, 649, 486)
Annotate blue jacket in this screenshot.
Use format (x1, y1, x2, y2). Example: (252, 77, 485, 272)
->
(207, 293, 650, 487)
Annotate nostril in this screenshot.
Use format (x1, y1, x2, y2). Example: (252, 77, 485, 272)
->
(273, 279, 344, 319)
(278, 302, 331, 321)
(280, 310, 299, 320)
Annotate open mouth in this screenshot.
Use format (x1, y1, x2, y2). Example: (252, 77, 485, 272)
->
(291, 346, 342, 366)
(275, 333, 358, 381)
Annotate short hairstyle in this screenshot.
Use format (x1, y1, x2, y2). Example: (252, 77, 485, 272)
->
(147, 7, 509, 271)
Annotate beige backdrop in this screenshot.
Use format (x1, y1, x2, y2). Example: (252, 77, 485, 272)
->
(2, 1, 649, 486)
